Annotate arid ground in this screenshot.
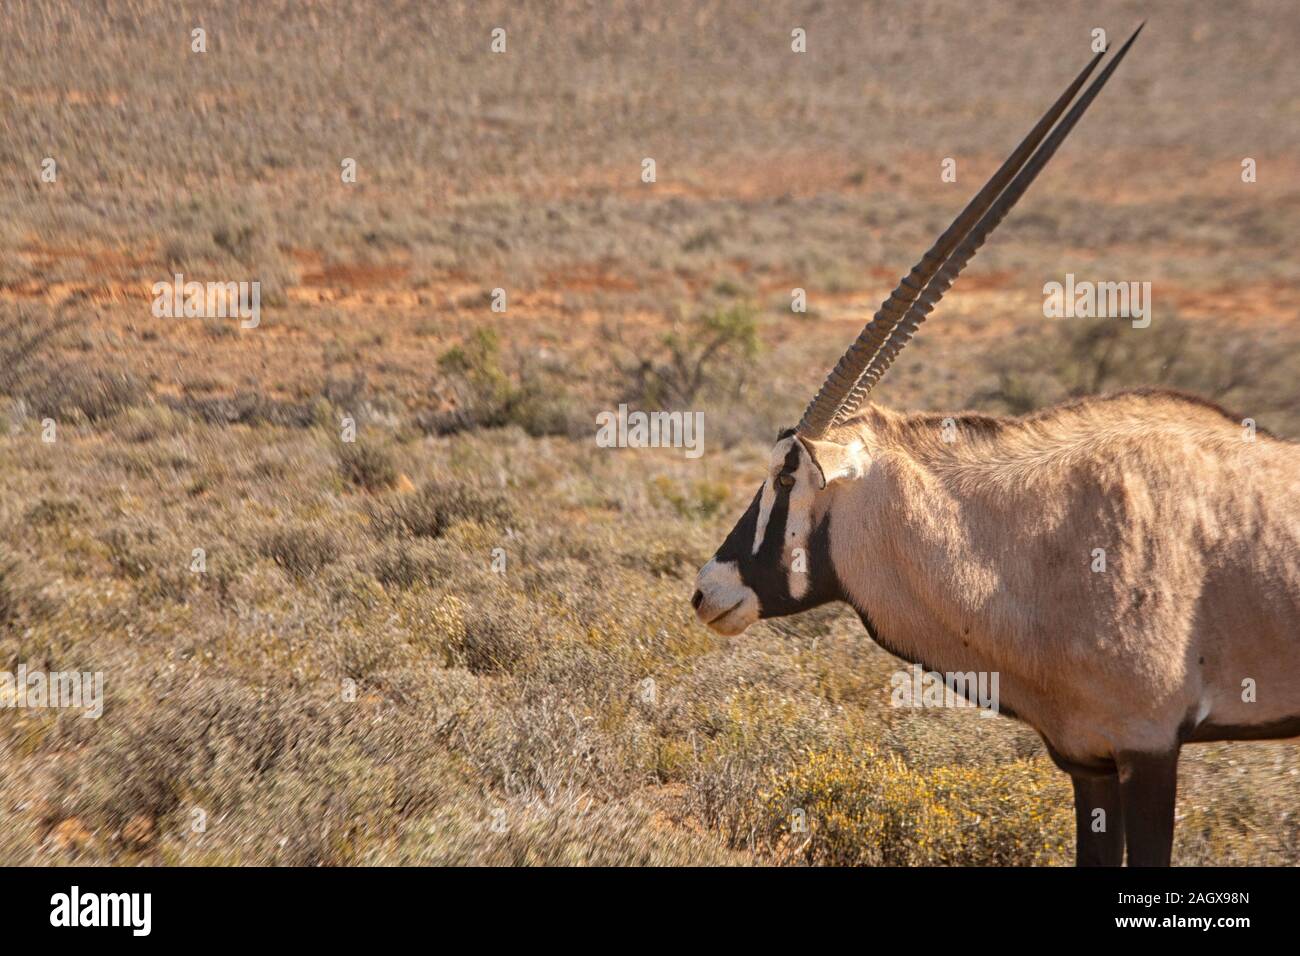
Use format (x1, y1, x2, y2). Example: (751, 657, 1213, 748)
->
(1, 0, 1298, 864)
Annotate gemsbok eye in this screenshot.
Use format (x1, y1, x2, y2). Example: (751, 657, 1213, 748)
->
(777, 474, 795, 489)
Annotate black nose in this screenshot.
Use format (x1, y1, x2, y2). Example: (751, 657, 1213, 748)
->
(691, 589, 704, 610)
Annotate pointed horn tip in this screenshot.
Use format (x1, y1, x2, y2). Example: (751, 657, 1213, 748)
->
(798, 28, 1142, 428)
(1104, 22, 1146, 54)
(1118, 21, 1147, 48)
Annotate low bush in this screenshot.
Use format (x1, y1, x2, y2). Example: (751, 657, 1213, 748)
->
(367, 480, 513, 540)
(759, 747, 1072, 866)
(259, 527, 338, 578)
(338, 441, 399, 492)
(425, 328, 574, 437)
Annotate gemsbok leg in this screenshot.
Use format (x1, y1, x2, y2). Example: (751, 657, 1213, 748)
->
(1116, 749, 1180, 866)
(1071, 774, 1125, 866)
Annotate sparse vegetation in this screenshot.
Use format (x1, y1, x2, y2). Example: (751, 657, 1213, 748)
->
(0, 0, 1295, 867)
(760, 748, 1072, 866)
(259, 527, 339, 578)
(367, 480, 514, 540)
(430, 329, 574, 437)
(0, 554, 17, 631)
(621, 305, 761, 407)
(971, 316, 1300, 433)
(338, 441, 400, 492)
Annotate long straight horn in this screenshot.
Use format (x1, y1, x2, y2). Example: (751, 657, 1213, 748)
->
(840, 24, 1145, 409)
(795, 37, 1112, 438)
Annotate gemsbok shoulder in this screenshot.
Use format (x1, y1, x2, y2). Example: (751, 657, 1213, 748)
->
(691, 24, 1300, 866)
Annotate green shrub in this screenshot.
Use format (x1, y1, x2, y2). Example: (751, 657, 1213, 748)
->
(621, 304, 760, 406)
(427, 329, 573, 437)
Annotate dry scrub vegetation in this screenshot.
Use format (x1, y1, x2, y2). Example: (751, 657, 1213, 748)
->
(3, 298, 1298, 866)
(1, 0, 1299, 865)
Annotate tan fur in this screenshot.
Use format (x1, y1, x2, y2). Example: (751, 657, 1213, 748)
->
(806, 389, 1300, 762)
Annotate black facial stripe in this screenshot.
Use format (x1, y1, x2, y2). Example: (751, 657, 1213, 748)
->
(778, 443, 801, 477)
(714, 442, 804, 565)
(756, 482, 790, 559)
(748, 511, 841, 617)
(752, 443, 801, 556)
(713, 488, 762, 564)
(707, 440, 844, 621)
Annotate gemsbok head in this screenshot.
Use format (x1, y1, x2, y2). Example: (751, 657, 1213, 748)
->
(692, 24, 1300, 866)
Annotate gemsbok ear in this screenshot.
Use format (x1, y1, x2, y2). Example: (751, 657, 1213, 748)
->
(797, 436, 868, 489)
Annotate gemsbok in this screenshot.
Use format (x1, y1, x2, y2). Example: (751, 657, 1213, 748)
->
(691, 25, 1300, 866)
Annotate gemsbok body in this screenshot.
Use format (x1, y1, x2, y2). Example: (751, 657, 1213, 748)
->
(691, 25, 1300, 866)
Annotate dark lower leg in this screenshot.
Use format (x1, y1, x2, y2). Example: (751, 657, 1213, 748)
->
(1072, 773, 1124, 866)
(1117, 749, 1180, 867)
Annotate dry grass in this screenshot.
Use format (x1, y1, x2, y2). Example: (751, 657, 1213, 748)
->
(0, 0, 1297, 865)
(2, 380, 1297, 864)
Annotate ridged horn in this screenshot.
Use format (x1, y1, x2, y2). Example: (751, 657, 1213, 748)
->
(836, 24, 1145, 412)
(795, 27, 1139, 438)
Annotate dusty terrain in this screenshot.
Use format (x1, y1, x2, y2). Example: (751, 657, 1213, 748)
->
(0, 0, 1297, 864)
